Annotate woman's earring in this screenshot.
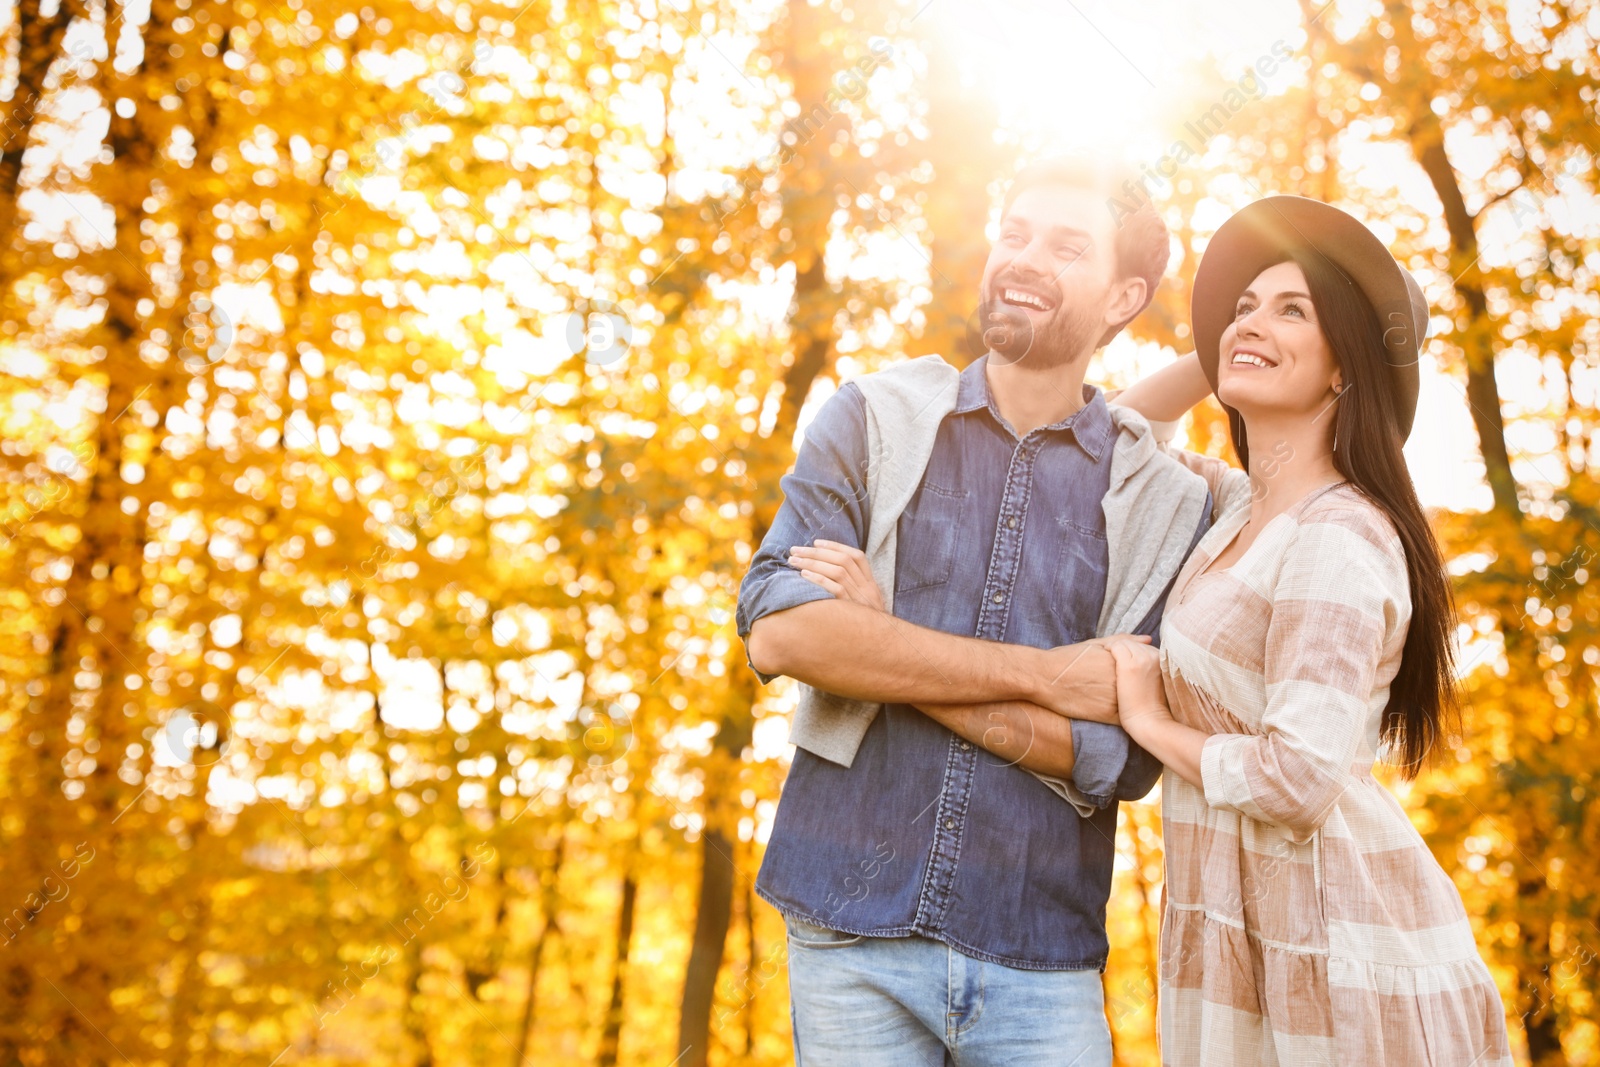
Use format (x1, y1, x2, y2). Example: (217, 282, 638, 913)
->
(1332, 384, 1344, 451)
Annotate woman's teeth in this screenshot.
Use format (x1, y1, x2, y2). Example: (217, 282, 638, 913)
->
(1232, 353, 1273, 368)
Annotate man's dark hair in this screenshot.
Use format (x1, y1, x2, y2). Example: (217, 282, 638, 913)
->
(1000, 157, 1171, 346)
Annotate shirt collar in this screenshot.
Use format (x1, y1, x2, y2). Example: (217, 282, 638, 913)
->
(952, 355, 1113, 462)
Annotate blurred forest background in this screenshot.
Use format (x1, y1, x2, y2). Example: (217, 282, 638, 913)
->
(0, 0, 1597, 1064)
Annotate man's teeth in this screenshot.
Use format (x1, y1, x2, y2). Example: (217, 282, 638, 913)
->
(1003, 288, 1050, 311)
(1232, 353, 1273, 368)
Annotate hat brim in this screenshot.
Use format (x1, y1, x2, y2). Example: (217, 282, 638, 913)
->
(1191, 196, 1426, 441)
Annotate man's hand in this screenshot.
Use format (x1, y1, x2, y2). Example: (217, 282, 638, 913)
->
(1029, 638, 1142, 724)
(786, 540, 887, 612)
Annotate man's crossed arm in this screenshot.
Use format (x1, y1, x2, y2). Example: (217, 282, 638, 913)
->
(747, 596, 1125, 780)
(734, 383, 1129, 785)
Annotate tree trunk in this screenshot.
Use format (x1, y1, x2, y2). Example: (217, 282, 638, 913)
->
(1517, 878, 1566, 1065)
(778, 256, 834, 435)
(1410, 119, 1519, 518)
(675, 0, 844, 1059)
(19, 6, 185, 1058)
(742, 873, 758, 1058)
(596, 873, 639, 1067)
(0, 0, 80, 230)
(465, 849, 509, 1000)
(402, 938, 436, 1067)
(769, 0, 844, 439)
(1523, 994, 1565, 1066)
(1516, 908, 1568, 1062)
(513, 831, 566, 1067)
(675, 828, 737, 1067)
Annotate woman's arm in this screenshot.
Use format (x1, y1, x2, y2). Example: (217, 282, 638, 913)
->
(1109, 351, 1211, 423)
(1111, 351, 1249, 519)
(1106, 507, 1402, 838)
(1105, 639, 1206, 789)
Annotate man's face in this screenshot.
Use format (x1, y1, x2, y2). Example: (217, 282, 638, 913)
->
(977, 185, 1135, 368)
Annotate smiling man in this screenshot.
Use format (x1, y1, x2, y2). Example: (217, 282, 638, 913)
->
(736, 158, 1214, 1066)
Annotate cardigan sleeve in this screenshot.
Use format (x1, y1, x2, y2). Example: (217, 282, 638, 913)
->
(1166, 448, 1252, 523)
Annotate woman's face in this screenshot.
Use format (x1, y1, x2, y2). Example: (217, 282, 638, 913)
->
(1215, 261, 1342, 423)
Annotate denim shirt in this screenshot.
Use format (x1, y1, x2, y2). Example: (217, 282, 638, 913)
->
(738, 357, 1209, 970)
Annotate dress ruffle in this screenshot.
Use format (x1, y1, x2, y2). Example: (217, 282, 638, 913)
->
(1159, 866, 1513, 1066)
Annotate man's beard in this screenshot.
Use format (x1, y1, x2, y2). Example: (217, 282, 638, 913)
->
(973, 283, 1103, 369)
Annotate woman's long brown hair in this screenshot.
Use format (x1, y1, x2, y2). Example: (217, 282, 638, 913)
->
(1223, 248, 1460, 776)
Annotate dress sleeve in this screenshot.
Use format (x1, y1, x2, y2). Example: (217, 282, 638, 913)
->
(1198, 501, 1407, 842)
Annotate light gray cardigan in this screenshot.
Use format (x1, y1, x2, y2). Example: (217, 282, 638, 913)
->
(788, 355, 1211, 813)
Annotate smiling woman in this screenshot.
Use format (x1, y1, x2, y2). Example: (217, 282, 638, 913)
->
(1105, 194, 1512, 1065)
(1217, 261, 1338, 410)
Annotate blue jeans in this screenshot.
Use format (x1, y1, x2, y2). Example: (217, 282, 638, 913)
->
(783, 915, 1113, 1066)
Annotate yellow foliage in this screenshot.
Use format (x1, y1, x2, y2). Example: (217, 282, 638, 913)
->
(0, 1, 1595, 1065)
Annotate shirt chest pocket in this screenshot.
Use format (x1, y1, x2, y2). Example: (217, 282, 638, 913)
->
(895, 482, 969, 594)
(1049, 516, 1109, 641)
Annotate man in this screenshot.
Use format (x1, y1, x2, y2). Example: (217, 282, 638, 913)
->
(736, 158, 1212, 1065)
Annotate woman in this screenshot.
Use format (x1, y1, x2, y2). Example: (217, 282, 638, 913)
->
(791, 197, 1513, 1065)
(1100, 196, 1512, 1065)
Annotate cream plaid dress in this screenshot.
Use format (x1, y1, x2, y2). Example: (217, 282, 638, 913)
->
(1155, 452, 1512, 1066)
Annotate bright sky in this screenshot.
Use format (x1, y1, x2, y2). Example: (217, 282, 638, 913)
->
(921, 0, 1307, 152)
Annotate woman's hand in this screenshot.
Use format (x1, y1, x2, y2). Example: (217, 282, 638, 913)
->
(1105, 636, 1174, 743)
(787, 540, 887, 612)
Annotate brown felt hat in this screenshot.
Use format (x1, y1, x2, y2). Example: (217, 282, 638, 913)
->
(1192, 196, 1428, 440)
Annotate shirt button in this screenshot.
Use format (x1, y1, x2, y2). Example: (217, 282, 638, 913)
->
(992, 593, 1004, 604)
(944, 818, 956, 830)
(1006, 517, 1017, 529)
